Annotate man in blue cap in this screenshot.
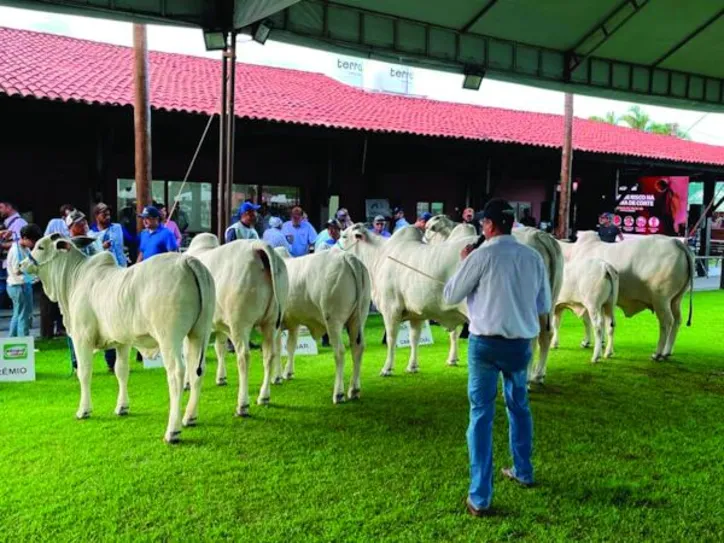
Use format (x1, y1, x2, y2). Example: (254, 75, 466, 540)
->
(443, 198, 551, 516)
(392, 206, 409, 233)
(226, 202, 261, 243)
(414, 211, 433, 229)
(136, 205, 178, 263)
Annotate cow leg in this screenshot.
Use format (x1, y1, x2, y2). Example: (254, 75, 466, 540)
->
(214, 332, 228, 386)
(182, 334, 207, 427)
(580, 312, 592, 348)
(283, 326, 299, 380)
(347, 320, 364, 401)
(380, 313, 401, 377)
(406, 319, 423, 373)
(232, 331, 252, 417)
(551, 306, 563, 349)
(528, 314, 551, 384)
(586, 305, 604, 363)
(271, 329, 283, 385)
(114, 345, 131, 416)
(603, 307, 615, 359)
(160, 343, 185, 443)
(447, 327, 460, 366)
(327, 323, 346, 404)
(652, 300, 674, 361)
(257, 323, 276, 406)
(664, 296, 683, 358)
(75, 341, 94, 419)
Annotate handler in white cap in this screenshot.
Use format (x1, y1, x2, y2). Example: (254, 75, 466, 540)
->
(443, 198, 551, 516)
(262, 217, 292, 252)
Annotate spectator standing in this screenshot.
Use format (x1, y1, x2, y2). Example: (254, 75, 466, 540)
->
(225, 202, 260, 243)
(256, 202, 272, 237)
(414, 212, 433, 229)
(393, 206, 410, 232)
(462, 207, 481, 236)
(336, 208, 354, 229)
(6, 224, 42, 337)
(0, 201, 29, 308)
(136, 206, 178, 263)
(282, 206, 317, 257)
(597, 213, 624, 243)
(369, 215, 391, 238)
(443, 199, 551, 516)
(315, 219, 342, 252)
(90, 203, 129, 267)
(44, 204, 74, 237)
(156, 202, 183, 247)
(263, 217, 292, 252)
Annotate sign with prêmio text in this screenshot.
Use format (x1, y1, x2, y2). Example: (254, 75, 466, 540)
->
(0, 337, 36, 382)
(281, 326, 319, 356)
(395, 321, 434, 348)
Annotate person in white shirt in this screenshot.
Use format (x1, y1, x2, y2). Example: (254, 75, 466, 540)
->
(443, 199, 551, 517)
(6, 224, 42, 337)
(262, 217, 292, 252)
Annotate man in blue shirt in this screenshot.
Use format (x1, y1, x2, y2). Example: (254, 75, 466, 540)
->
(392, 206, 410, 232)
(369, 215, 391, 238)
(90, 202, 130, 267)
(443, 199, 551, 517)
(137, 206, 178, 263)
(282, 206, 317, 257)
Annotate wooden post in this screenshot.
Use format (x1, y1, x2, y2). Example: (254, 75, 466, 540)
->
(225, 33, 237, 225)
(556, 92, 574, 239)
(133, 24, 151, 234)
(216, 34, 229, 239)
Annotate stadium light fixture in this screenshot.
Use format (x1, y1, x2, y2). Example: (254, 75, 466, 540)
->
(251, 20, 272, 45)
(203, 30, 227, 51)
(463, 67, 485, 90)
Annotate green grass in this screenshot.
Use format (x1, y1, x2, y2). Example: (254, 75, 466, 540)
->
(1, 292, 723, 542)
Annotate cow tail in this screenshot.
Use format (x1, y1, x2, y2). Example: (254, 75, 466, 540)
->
(536, 231, 564, 331)
(253, 241, 284, 330)
(341, 253, 368, 345)
(603, 262, 620, 329)
(185, 255, 215, 376)
(675, 240, 695, 327)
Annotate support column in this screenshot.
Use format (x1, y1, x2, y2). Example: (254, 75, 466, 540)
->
(133, 24, 151, 234)
(216, 32, 229, 240)
(555, 92, 574, 239)
(225, 33, 237, 226)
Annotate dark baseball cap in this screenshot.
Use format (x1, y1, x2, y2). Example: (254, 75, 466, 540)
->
(138, 205, 161, 219)
(393, 206, 404, 215)
(480, 199, 515, 226)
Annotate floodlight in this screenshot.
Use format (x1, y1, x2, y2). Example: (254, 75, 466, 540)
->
(203, 30, 227, 51)
(462, 67, 485, 90)
(251, 20, 272, 45)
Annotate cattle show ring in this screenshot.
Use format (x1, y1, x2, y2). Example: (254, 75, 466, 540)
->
(2, 2, 724, 541)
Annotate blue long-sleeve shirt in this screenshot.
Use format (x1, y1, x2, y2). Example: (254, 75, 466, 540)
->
(443, 235, 551, 340)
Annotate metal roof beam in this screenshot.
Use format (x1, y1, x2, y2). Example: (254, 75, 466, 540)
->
(568, 0, 650, 72)
(460, 0, 499, 33)
(651, 8, 724, 68)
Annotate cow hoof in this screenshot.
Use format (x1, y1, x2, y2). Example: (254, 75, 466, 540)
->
(216, 377, 227, 387)
(580, 341, 591, 349)
(257, 397, 270, 406)
(272, 376, 283, 385)
(334, 393, 346, 404)
(590, 358, 600, 364)
(76, 410, 91, 420)
(115, 406, 129, 416)
(551, 343, 559, 350)
(406, 366, 419, 374)
(283, 373, 294, 381)
(447, 360, 458, 367)
(182, 416, 197, 427)
(651, 353, 663, 361)
(380, 369, 393, 377)
(164, 431, 181, 444)
(234, 405, 250, 418)
(348, 389, 361, 401)
(183, 382, 190, 392)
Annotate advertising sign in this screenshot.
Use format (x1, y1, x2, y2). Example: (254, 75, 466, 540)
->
(143, 352, 165, 369)
(331, 56, 364, 87)
(615, 176, 689, 236)
(370, 64, 416, 95)
(0, 337, 35, 382)
(395, 321, 435, 348)
(281, 326, 318, 356)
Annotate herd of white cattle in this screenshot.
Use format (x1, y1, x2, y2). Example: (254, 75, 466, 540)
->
(24, 219, 693, 443)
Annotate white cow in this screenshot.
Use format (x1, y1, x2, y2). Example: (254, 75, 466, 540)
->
(24, 234, 214, 443)
(424, 215, 476, 244)
(419, 221, 564, 383)
(272, 248, 371, 403)
(561, 231, 694, 362)
(339, 223, 477, 376)
(186, 234, 288, 417)
(552, 258, 619, 362)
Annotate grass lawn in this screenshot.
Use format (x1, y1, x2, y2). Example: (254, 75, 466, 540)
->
(1, 291, 723, 542)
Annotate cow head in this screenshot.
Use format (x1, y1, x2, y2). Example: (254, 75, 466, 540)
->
(22, 234, 78, 303)
(339, 223, 369, 249)
(423, 215, 455, 243)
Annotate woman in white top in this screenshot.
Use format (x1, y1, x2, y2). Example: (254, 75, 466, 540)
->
(6, 224, 42, 337)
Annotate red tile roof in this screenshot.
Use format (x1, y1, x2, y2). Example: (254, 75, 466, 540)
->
(2, 26, 724, 167)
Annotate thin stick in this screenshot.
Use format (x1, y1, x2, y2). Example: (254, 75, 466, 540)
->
(386, 255, 446, 284)
(168, 114, 215, 222)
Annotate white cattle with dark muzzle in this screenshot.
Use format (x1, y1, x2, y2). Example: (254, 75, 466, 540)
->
(186, 234, 288, 417)
(552, 258, 619, 362)
(24, 234, 215, 443)
(424, 215, 476, 244)
(560, 231, 694, 362)
(272, 248, 371, 403)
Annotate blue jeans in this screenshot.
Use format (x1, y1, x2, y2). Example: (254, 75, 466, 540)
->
(7, 283, 33, 337)
(467, 335, 534, 510)
(67, 336, 116, 370)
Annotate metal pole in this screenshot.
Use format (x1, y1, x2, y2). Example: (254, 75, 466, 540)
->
(216, 33, 229, 240)
(556, 92, 574, 239)
(225, 33, 237, 221)
(133, 24, 151, 234)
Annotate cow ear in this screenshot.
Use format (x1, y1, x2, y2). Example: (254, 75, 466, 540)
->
(55, 239, 72, 252)
(49, 232, 62, 241)
(354, 232, 364, 240)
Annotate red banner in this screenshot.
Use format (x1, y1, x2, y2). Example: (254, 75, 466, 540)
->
(615, 176, 689, 236)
